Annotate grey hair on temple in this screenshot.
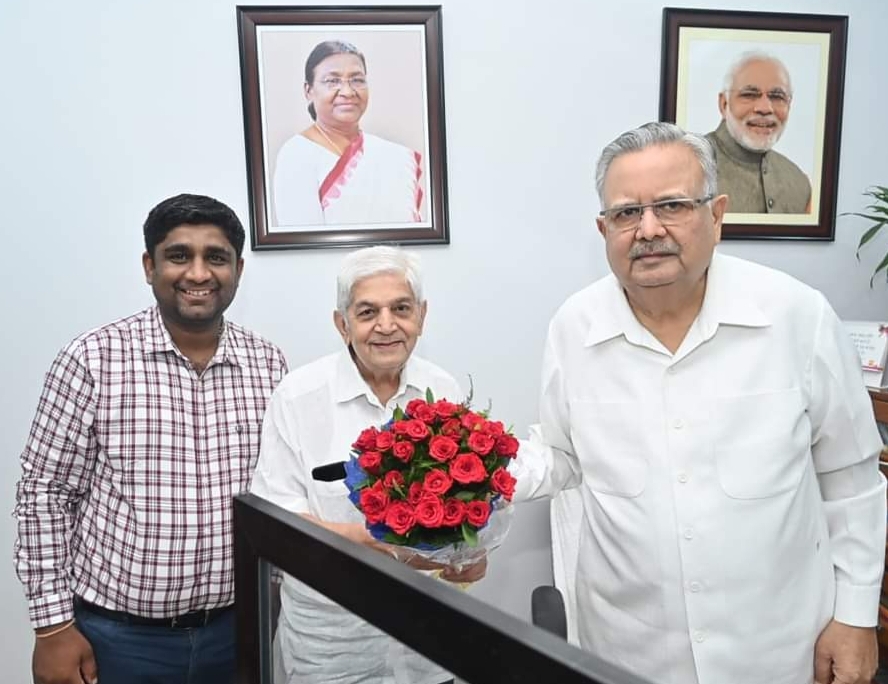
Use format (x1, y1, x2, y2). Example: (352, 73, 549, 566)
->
(594, 122, 718, 204)
(721, 51, 792, 97)
(336, 245, 425, 316)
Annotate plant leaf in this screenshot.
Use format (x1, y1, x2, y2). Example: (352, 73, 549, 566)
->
(872, 251, 888, 288)
(857, 223, 887, 253)
(425, 387, 435, 403)
(460, 522, 479, 546)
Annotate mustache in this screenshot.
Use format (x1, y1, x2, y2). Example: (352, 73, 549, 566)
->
(628, 240, 680, 260)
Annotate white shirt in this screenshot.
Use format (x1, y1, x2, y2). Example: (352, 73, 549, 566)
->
(251, 350, 463, 684)
(515, 253, 886, 684)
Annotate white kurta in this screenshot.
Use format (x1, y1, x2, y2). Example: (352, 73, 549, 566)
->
(251, 351, 463, 684)
(515, 253, 886, 684)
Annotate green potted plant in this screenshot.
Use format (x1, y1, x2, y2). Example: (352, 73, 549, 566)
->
(847, 185, 888, 286)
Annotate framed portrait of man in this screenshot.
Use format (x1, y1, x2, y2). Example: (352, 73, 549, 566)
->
(660, 8, 848, 240)
(237, 6, 449, 250)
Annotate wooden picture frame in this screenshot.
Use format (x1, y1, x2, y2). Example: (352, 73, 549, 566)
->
(237, 6, 449, 250)
(660, 8, 848, 240)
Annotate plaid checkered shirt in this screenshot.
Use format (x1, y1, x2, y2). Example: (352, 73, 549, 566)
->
(14, 306, 288, 628)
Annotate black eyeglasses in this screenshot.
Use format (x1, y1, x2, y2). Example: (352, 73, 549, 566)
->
(599, 195, 714, 233)
(318, 76, 368, 91)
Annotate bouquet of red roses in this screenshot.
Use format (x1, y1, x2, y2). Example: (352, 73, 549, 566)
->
(344, 390, 518, 568)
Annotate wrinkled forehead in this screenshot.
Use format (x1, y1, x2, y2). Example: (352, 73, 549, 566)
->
(732, 59, 789, 90)
(348, 271, 417, 307)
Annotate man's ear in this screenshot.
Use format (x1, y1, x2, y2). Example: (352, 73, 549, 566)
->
(333, 310, 349, 344)
(710, 194, 729, 243)
(596, 217, 608, 239)
(417, 300, 428, 335)
(142, 251, 155, 285)
(235, 257, 244, 283)
(718, 92, 728, 118)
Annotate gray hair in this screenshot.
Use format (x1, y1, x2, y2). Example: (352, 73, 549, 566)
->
(594, 121, 718, 204)
(722, 51, 792, 97)
(336, 245, 424, 316)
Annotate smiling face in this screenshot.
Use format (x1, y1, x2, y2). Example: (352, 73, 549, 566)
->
(142, 223, 243, 333)
(334, 272, 426, 383)
(596, 143, 725, 297)
(305, 53, 369, 129)
(719, 58, 791, 152)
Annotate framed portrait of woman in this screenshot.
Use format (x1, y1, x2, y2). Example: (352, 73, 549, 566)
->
(659, 8, 848, 240)
(237, 6, 449, 250)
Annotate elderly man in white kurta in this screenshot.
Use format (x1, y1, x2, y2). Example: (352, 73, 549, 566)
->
(516, 122, 885, 684)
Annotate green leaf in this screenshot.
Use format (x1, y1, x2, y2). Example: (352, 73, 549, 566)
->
(425, 387, 435, 403)
(454, 490, 477, 502)
(857, 223, 887, 253)
(393, 406, 405, 421)
(872, 251, 888, 288)
(460, 522, 479, 546)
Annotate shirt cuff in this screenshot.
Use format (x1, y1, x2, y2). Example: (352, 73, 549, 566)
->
(834, 581, 882, 627)
(29, 590, 75, 630)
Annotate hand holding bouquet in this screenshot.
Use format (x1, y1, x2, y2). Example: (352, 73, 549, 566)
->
(344, 390, 518, 575)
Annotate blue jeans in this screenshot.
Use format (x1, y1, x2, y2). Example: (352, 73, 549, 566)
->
(74, 605, 235, 684)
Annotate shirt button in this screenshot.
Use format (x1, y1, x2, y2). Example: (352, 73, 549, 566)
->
(677, 472, 689, 484)
(683, 527, 694, 540)
(667, 366, 677, 374)
(688, 581, 702, 592)
(693, 629, 706, 643)
(767, 198, 775, 208)
(672, 418, 684, 430)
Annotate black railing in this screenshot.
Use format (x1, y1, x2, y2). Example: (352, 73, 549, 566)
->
(234, 492, 654, 684)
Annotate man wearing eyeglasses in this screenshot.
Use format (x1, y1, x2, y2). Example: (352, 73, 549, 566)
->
(514, 121, 884, 684)
(705, 51, 811, 213)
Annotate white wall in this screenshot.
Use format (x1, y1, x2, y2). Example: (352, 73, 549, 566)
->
(1, 0, 886, 679)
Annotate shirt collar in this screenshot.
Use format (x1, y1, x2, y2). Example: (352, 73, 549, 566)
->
(583, 252, 770, 348)
(333, 349, 428, 405)
(141, 305, 241, 368)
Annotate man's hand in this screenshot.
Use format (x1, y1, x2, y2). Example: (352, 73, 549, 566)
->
(814, 619, 878, 684)
(33, 622, 97, 684)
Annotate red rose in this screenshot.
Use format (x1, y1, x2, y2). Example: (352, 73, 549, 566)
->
(465, 500, 491, 527)
(406, 398, 429, 417)
(449, 453, 487, 484)
(392, 420, 412, 436)
(383, 470, 405, 491)
(432, 400, 461, 418)
(353, 427, 379, 451)
(412, 404, 438, 424)
(385, 501, 416, 535)
(491, 467, 517, 501)
(422, 468, 453, 496)
(391, 441, 415, 463)
(440, 418, 462, 437)
(407, 482, 424, 505)
(415, 495, 445, 528)
(494, 434, 519, 457)
(375, 431, 395, 451)
(428, 435, 459, 462)
(405, 419, 430, 441)
(467, 431, 496, 456)
(441, 498, 466, 526)
(482, 420, 505, 437)
(461, 412, 485, 431)
(357, 450, 382, 474)
(359, 482, 390, 524)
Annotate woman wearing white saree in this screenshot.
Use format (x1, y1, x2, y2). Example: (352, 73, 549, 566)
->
(273, 41, 424, 228)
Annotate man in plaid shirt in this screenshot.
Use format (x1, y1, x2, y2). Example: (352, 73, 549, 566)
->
(14, 194, 288, 684)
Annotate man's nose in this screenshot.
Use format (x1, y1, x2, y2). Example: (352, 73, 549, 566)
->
(375, 308, 396, 331)
(186, 258, 212, 281)
(636, 207, 667, 240)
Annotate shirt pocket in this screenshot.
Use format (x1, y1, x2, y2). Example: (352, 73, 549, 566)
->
(311, 478, 363, 523)
(569, 399, 648, 497)
(714, 388, 808, 499)
(226, 421, 263, 495)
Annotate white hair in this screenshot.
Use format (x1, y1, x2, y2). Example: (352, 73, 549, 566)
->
(722, 51, 792, 97)
(336, 245, 424, 315)
(595, 122, 718, 204)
